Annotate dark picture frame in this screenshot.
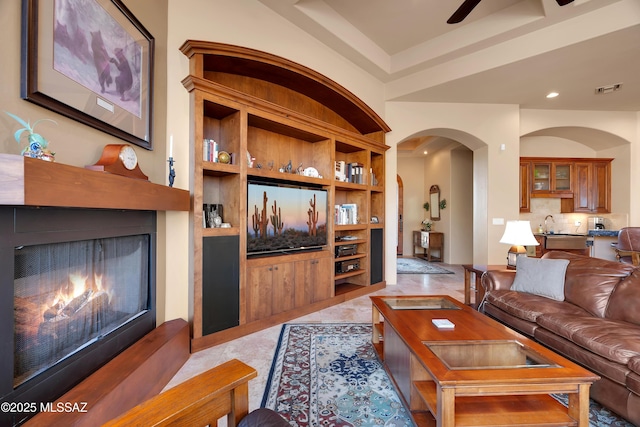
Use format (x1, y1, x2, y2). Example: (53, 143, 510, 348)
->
(21, 0, 154, 150)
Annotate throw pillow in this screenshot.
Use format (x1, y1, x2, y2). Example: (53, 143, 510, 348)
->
(511, 256, 570, 301)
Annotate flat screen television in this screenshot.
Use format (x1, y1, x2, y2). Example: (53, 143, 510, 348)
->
(247, 181, 328, 257)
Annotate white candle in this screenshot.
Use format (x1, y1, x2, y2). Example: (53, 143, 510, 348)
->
(169, 135, 173, 158)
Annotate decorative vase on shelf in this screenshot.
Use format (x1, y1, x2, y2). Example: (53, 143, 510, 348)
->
(6, 112, 56, 162)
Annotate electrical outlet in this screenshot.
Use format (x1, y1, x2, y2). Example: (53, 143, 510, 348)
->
(575, 221, 581, 227)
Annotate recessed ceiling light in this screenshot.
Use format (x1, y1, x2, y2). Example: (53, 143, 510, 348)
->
(546, 92, 559, 99)
(423, 150, 428, 155)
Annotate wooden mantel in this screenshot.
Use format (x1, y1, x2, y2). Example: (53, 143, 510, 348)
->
(0, 154, 189, 211)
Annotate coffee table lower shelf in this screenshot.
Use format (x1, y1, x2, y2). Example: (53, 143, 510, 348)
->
(412, 381, 576, 427)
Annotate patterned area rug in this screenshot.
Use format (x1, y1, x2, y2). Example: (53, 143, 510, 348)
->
(396, 257, 453, 274)
(551, 394, 635, 427)
(262, 323, 414, 427)
(263, 324, 634, 427)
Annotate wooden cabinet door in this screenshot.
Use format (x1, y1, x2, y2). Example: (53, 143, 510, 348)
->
(294, 260, 312, 308)
(248, 262, 295, 321)
(531, 162, 552, 193)
(519, 161, 531, 212)
(573, 162, 593, 212)
(592, 161, 611, 213)
(312, 257, 333, 302)
(551, 162, 572, 193)
(295, 257, 333, 306)
(246, 265, 273, 322)
(271, 262, 295, 315)
(531, 161, 572, 196)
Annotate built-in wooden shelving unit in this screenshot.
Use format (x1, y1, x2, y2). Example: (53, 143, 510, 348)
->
(180, 40, 390, 351)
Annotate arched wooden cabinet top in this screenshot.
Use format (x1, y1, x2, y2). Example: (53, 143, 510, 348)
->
(179, 40, 390, 137)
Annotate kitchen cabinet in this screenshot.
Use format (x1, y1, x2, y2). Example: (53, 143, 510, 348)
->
(530, 161, 573, 197)
(520, 158, 612, 213)
(573, 160, 612, 213)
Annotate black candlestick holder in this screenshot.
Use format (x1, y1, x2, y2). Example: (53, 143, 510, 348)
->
(168, 157, 175, 187)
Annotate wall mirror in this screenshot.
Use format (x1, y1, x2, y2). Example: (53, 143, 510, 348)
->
(430, 185, 440, 220)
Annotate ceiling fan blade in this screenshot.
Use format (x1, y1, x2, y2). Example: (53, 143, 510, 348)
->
(556, 0, 574, 5)
(447, 0, 482, 24)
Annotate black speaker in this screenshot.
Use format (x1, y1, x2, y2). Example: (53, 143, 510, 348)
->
(370, 228, 383, 284)
(202, 235, 239, 335)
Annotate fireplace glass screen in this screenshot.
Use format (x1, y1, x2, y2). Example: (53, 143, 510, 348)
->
(13, 235, 150, 388)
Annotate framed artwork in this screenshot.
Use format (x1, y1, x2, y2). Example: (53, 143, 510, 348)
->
(21, 0, 155, 149)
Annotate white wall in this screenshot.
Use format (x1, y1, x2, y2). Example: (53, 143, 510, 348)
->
(423, 148, 451, 261)
(450, 148, 474, 264)
(397, 156, 426, 256)
(385, 102, 521, 265)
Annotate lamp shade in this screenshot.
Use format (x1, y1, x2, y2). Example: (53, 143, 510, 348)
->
(500, 221, 539, 246)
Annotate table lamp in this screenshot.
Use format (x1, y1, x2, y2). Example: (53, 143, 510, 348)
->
(499, 220, 539, 268)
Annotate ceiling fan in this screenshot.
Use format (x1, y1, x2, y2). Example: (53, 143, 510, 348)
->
(447, 0, 575, 24)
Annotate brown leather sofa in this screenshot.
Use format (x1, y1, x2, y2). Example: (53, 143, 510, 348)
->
(481, 251, 640, 425)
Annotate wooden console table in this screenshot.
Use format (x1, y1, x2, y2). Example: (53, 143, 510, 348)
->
(412, 231, 443, 261)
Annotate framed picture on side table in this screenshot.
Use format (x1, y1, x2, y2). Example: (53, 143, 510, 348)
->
(21, 0, 155, 149)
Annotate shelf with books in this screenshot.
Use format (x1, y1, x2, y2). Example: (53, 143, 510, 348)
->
(202, 161, 240, 176)
(200, 99, 241, 164)
(335, 181, 367, 191)
(335, 139, 368, 184)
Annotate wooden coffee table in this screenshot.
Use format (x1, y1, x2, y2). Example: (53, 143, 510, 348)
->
(370, 295, 599, 427)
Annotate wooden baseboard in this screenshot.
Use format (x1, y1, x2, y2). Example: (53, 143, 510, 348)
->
(26, 319, 190, 426)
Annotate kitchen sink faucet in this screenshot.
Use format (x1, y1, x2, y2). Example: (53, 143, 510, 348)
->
(545, 215, 555, 234)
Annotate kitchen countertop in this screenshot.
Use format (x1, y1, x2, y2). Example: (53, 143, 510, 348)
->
(534, 230, 620, 237)
(587, 229, 619, 237)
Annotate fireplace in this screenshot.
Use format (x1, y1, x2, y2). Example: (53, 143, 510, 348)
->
(1, 207, 156, 426)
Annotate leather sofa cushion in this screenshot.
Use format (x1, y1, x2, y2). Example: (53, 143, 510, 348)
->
(606, 269, 640, 326)
(535, 328, 630, 386)
(486, 289, 586, 323)
(537, 313, 640, 365)
(542, 251, 635, 318)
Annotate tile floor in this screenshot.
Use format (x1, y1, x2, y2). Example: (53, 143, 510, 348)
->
(163, 261, 467, 412)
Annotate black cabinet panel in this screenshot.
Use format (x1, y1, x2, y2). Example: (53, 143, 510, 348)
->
(202, 236, 239, 335)
(370, 228, 383, 284)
